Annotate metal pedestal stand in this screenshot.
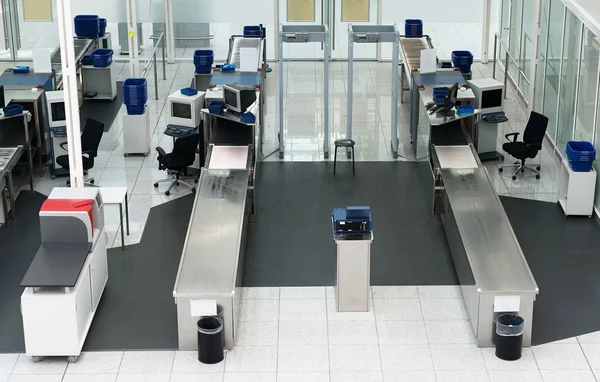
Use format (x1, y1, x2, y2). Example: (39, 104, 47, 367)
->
(279, 25, 330, 159)
(334, 231, 373, 312)
(347, 25, 400, 159)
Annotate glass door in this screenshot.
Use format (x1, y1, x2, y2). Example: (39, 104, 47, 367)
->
(499, 0, 510, 61)
(278, 0, 378, 60)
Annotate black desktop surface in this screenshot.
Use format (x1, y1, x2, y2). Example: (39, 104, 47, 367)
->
(211, 118, 253, 146)
(21, 242, 92, 288)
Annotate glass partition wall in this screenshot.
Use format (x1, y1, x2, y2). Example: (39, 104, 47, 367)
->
(531, 0, 600, 211)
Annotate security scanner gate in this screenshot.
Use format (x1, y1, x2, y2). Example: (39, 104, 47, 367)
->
(279, 25, 330, 159)
(347, 25, 400, 159)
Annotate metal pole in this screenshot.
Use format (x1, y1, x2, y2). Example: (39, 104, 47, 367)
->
(153, 51, 158, 100)
(57, 0, 84, 187)
(504, 50, 509, 99)
(278, 27, 284, 159)
(162, 34, 166, 80)
(391, 27, 399, 159)
(324, 29, 330, 159)
(493, 35, 498, 78)
(347, 25, 354, 151)
(125, 0, 140, 77)
(482, 0, 492, 64)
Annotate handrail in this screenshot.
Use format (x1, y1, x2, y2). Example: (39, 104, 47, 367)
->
(141, 32, 167, 100)
(149, 34, 213, 41)
(492, 33, 532, 100)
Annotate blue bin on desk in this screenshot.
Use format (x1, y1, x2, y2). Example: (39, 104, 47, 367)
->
(452, 50, 473, 74)
(566, 141, 596, 172)
(209, 101, 224, 115)
(3, 104, 23, 117)
(99, 18, 107, 37)
(74, 15, 100, 38)
(244, 26, 263, 37)
(405, 19, 423, 37)
(90, 49, 113, 67)
(194, 50, 214, 74)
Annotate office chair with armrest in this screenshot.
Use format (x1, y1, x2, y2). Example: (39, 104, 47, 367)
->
(153, 133, 200, 196)
(499, 111, 548, 180)
(56, 118, 105, 186)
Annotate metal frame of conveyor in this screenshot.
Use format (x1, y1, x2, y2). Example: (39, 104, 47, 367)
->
(347, 24, 400, 159)
(430, 144, 539, 347)
(398, 35, 435, 104)
(173, 144, 253, 351)
(279, 24, 330, 159)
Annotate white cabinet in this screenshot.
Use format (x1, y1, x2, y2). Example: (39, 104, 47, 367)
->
(123, 106, 151, 156)
(21, 232, 108, 359)
(558, 159, 597, 217)
(82, 65, 117, 100)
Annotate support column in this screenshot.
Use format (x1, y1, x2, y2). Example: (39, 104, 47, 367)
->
(126, 0, 141, 77)
(57, 0, 84, 187)
(347, 26, 354, 146)
(528, 0, 542, 115)
(278, 29, 284, 159)
(482, 0, 492, 64)
(165, 0, 175, 64)
(324, 30, 330, 159)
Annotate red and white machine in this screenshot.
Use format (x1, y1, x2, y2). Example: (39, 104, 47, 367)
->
(21, 187, 108, 362)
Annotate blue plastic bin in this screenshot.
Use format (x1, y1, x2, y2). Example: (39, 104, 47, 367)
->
(456, 105, 475, 116)
(209, 101, 225, 115)
(244, 26, 262, 37)
(3, 104, 23, 117)
(74, 15, 100, 38)
(12, 66, 29, 73)
(405, 19, 423, 37)
(221, 64, 235, 72)
(99, 18, 107, 37)
(126, 104, 145, 115)
(90, 49, 113, 67)
(123, 78, 148, 106)
(194, 50, 214, 74)
(452, 50, 473, 73)
(566, 141, 596, 172)
(180, 87, 198, 96)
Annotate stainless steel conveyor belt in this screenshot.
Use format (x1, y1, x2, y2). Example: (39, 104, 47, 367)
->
(432, 145, 538, 347)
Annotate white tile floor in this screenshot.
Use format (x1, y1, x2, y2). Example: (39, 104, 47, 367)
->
(2, 286, 600, 381)
(6, 60, 564, 251)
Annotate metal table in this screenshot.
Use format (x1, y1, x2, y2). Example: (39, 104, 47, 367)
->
(0, 146, 25, 221)
(173, 169, 249, 351)
(0, 110, 35, 187)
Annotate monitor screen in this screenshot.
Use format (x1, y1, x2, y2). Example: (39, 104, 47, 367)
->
(481, 89, 503, 109)
(51, 102, 66, 122)
(172, 102, 192, 119)
(224, 88, 238, 108)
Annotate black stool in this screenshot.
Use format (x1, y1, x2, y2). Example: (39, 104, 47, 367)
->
(333, 139, 356, 175)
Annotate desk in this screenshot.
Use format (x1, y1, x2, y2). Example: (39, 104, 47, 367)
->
(99, 187, 129, 250)
(0, 71, 55, 91)
(0, 146, 25, 223)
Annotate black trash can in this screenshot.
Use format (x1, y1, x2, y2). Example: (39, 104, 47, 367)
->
(197, 316, 224, 364)
(202, 305, 224, 343)
(495, 314, 524, 361)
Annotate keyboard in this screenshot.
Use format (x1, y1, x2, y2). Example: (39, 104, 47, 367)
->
(165, 125, 195, 138)
(482, 112, 509, 124)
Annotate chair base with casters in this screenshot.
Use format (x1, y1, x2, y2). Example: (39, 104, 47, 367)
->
(499, 161, 541, 180)
(334, 139, 356, 175)
(153, 173, 196, 196)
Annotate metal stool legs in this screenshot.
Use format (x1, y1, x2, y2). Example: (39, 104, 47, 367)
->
(333, 144, 355, 175)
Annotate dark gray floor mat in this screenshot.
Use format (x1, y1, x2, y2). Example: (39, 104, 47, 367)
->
(79, 81, 123, 132)
(243, 161, 458, 287)
(501, 196, 600, 345)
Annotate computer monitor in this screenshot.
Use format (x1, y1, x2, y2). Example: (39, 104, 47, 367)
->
(167, 90, 206, 128)
(223, 84, 257, 113)
(467, 78, 504, 114)
(46, 91, 66, 128)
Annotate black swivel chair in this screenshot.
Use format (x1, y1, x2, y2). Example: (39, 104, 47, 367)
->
(499, 111, 548, 180)
(153, 133, 200, 196)
(56, 118, 105, 185)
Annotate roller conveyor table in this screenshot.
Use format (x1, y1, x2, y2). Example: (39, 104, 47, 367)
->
(399, 36, 434, 104)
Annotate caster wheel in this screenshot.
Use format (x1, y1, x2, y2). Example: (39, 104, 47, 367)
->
(191, 188, 196, 192)
(536, 165, 541, 170)
(512, 176, 517, 180)
(90, 179, 94, 184)
(67, 356, 79, 363)
(194, 179, 198, 184)
(51, 175, 56, 179)
(31, 356, 42, 363)
(165, 191, 170, 196)
(536, 174, 540, 179)
(124, 154, 128, 157)
(498, 167, 503, 173)
(521, 168, 525, 173)
(153, 183, 159, 188)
